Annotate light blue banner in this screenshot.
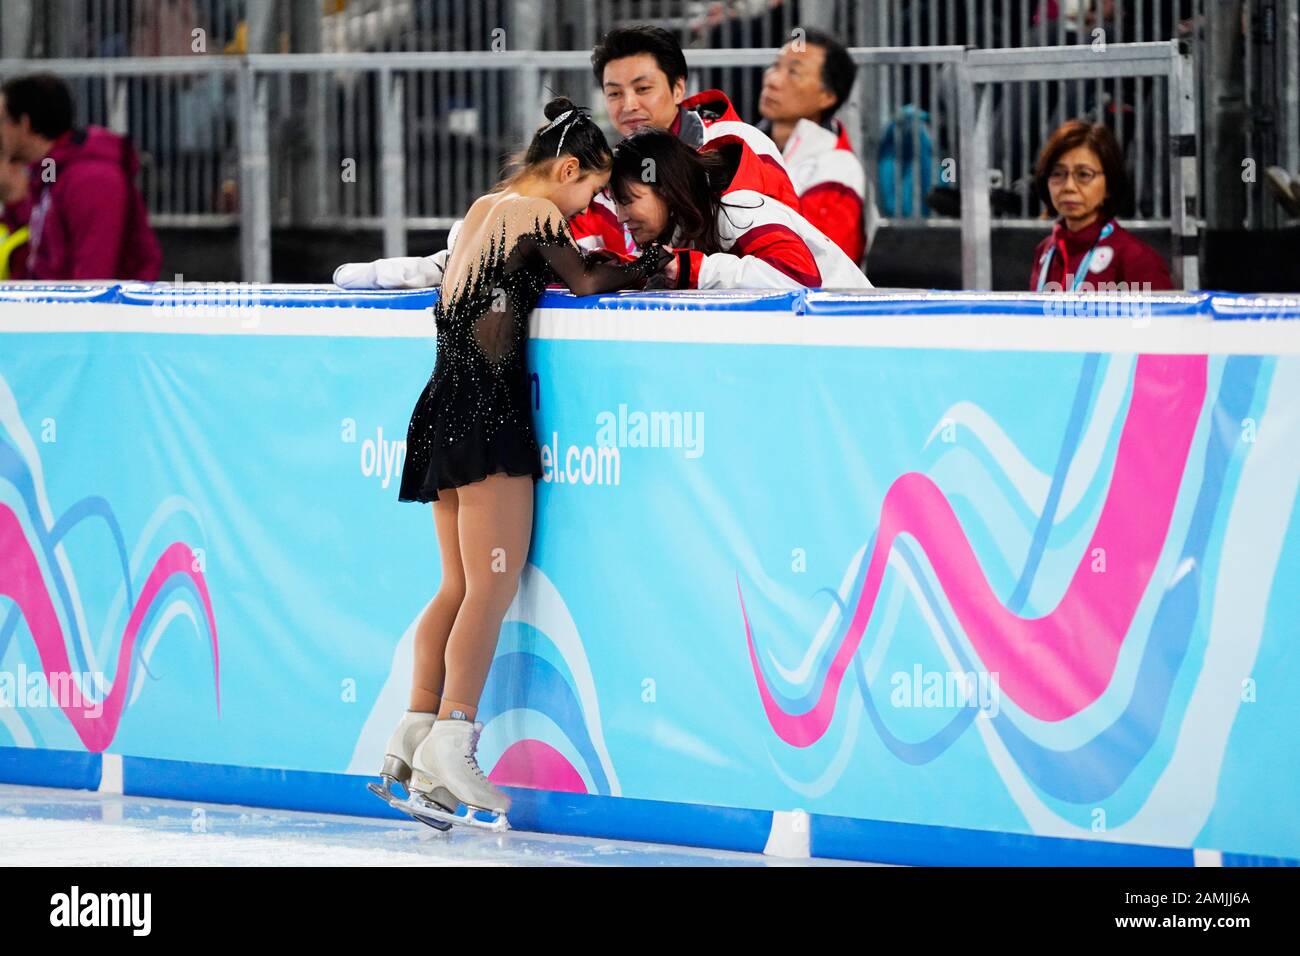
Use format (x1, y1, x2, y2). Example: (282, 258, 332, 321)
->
(1, 286, 1298, 862)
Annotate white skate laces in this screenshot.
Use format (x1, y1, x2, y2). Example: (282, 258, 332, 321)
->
(464, 722, 488, 782)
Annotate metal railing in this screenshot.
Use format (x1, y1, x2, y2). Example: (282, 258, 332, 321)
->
(0, 41, 1197, 288)
(2, 0, 1245, 228)
(1246, 0, 1300, 228)
(4, 1, 1208, 57)
(960, 40, 1199, 288)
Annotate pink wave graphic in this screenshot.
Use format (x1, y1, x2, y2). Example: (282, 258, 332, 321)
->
(741, 354, 1207, 745)
(490, 739, 588, 793)
(0, 502, 220, 752)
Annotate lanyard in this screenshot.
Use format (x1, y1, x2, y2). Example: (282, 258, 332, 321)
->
(1037, 221, 1114, 292)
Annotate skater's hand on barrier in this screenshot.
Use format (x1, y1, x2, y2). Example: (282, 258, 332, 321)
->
(333, 250, 451, 290)
(333, 261, 379, 290)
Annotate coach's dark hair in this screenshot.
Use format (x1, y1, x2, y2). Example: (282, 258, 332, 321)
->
(591, 25, 689, 89)
(1, 74, 75, 140)
(798, 28, 857, 122)
(611, 127, 745, 255)
(494, 96, 612, 190)
(1035, 119, 1131, 220)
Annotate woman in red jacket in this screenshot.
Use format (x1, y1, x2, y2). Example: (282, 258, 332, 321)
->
(1030, 120, 1173, 293)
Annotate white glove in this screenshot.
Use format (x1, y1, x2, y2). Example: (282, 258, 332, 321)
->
(332, 219, 462, 290)
(332, 250, 449, 289)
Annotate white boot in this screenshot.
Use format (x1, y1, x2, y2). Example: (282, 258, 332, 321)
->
(412, 719, 510, 814)
(379, 710, 435, 784)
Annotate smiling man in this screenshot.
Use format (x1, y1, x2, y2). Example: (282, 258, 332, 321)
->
(575, 24, 800, 257)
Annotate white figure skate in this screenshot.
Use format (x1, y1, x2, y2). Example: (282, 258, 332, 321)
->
(367, 710, 455, 831)
(406, 719, 511, 832)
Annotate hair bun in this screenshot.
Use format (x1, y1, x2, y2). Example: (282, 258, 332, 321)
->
(543, 96, 578, 121)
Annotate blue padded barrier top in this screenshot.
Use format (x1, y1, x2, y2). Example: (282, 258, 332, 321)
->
(0, 282, 122, 304)
(114, 282, 441, 311)
(4, 282, 1300, 320)
(538, 287, 805, 313)
(1206, 294, 1300, 321)
(801, 289, 1215, 318)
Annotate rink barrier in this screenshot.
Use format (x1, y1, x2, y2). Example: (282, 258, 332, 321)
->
(1, 282, 1299, 865)
(8, 745, 1280, 865)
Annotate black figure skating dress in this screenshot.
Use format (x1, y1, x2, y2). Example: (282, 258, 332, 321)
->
(399, 197, 670, 502)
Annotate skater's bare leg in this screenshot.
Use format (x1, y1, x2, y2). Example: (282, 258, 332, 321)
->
(409, 489, 465, 713)
(437, 473, 533, 721)
(373, 496, 464, 830)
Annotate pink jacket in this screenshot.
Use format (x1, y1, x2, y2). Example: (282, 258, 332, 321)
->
(27, 126, 162, 281)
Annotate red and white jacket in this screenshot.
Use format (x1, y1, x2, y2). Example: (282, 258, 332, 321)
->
(669, 138, 871, 290)
(567, 189, 636, 258)
(568, 89, 802, 259)
(679, 89, 802, 213)
(774, 117, 876, 266)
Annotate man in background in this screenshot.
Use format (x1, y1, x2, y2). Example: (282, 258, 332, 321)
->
(757, 29, 877, 266)
(0, 73, 161, 281)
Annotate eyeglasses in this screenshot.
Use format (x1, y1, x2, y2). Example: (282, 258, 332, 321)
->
(1048, 165, 1104, 186)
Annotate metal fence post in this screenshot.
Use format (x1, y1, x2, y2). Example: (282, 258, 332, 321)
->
(290, 0, 327, 226)
(239, 63, 272, 284)
(1, 0, 34, 59)
(1169, 41, 1201, 290)
(107, 76, 128, 135)
(380, 69, 407, 260)
(247, 0, 276, 56)
(1282, 0, 1300, 177)
(959, 57, 993, 290)
(509, 0, 543, 146)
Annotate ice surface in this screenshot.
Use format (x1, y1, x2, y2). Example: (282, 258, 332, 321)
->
(0, 784, 870, 867)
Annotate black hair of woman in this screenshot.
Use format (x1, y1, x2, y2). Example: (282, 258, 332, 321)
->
(609, 127, 758, 255)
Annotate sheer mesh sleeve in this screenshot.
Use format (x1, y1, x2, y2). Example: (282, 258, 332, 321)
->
(440, 197, 672, 368)
(513, 203, 671, 296)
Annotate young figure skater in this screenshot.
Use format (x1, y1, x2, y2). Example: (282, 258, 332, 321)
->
(371, 97, 671, 829)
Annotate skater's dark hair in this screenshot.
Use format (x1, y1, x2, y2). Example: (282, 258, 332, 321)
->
(494, 95, 612, 191)
(1, 73, 75, 140)
(611, 127, 754, 255)
(591, 25, 689, 89)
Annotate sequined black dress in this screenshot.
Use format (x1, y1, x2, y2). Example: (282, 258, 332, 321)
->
(399, 200, 669, 502)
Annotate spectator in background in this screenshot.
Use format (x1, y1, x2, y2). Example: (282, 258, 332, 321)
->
(757, 28, 877, 266)
(0, 74, 161, 282)
(1030, 119, 1172, 292)
(0, 150, 31, 280)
